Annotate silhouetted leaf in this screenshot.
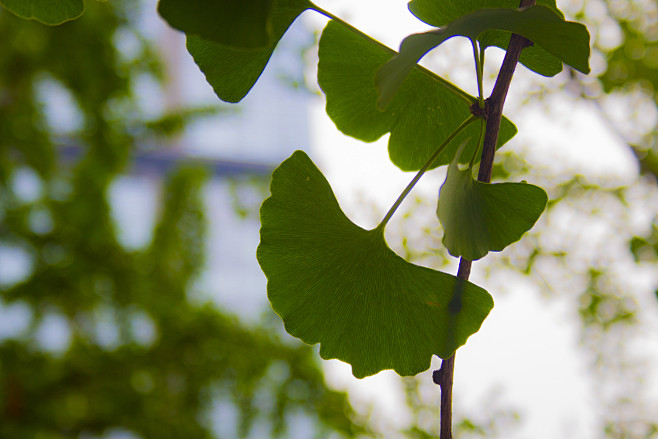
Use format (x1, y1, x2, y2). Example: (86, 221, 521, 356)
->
(437, 143, 548, 260)
(158, 0, 275, 49)
(318, 20, 517, 171)
(258, 151, 494, 378)
(186, 0, 311, 102)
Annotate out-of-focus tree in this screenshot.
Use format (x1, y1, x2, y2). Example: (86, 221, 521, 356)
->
(0, 2, 367, 438)
(582, 0, 658, 178)
(540, 1, 658, 436)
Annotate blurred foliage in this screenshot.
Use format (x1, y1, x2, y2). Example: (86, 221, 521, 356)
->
(401, 376, 520, 439)
(142, 106, 233, 140)
(600, 19, 658, 96)
(0, 2, 367, 438)
(490, 145, 658, 437)
(574, 0, 658, 179)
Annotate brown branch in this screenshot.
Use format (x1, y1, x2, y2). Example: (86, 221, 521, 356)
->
(436, 354, 455, 437)
(434, 1, 536, 438)
(478, 0, 536, 184)
(433, 258, 472, 439)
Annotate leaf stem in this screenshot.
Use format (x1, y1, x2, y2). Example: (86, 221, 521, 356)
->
(310, 3, 475, 106)
(471, 40, 485, 109)
(377, 115, 478, 229)
(434, 2, 536, 439)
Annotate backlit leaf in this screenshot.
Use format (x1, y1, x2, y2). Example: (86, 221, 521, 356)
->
(0, 0, 84, 25)
(318, 20, 517, 172)
(158, 0, 275, 49)
(186, 0, 311, 103)
(257, 151, 494, 378)
(377, 6, 590, 108)
(408, 0, 565, 76)
(437, 143, 548, 260)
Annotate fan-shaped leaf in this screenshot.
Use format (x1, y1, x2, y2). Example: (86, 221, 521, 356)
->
(186, 0, 311, 103)
(437, 144, 548, 261)
(318, 20, 517, 172)
(0, 0, 83, 25)
(377, 6, 590, 109)
(158, 0, 275, 49)
(408, 0, 564, 76)
(258, 151, 494, 378)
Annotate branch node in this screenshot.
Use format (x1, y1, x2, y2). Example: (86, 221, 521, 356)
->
(469, 99, 489, 119)
(432, 368, 443, 385)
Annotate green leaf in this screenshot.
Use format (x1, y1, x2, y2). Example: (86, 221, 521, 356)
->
(377, 6, 590, 108)
(257, 151, 494, 378)
(408, 0, 565, 77)
(158, 0, 275, 49)
(318, 20, 517, 172)
(0, 0, 84, 25)
(408, 0, 560, 32)
(186, 0, 311, 103)
(437, 143, 548, 261)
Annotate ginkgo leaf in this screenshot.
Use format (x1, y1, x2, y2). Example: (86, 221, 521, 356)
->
(318, 20, 517, 172)
(376, 6, 590, 109)
(186, 0, 311, 103)
(0, 0, 84, 25)
(408, 0, 565, 77)
(409, 0, 561, 25)
(158, 0, 275, 49)
(257, 151, 494, 378)
(437, 144, 548, 261)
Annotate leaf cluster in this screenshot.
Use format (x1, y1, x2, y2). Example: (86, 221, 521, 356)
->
(150, 0, 589, 378)
(0, 0, 592, 379)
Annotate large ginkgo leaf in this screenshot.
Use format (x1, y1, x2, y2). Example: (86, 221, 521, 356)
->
(376, 6, 590, 108)
(186, 0, 311, 103)
(318, 20, 517, 172)
(0, 0, 84, 25)
(437, 144, 548, 261)
(257, 151, 494, 378)
(158, 0, 275, 49)
(408, 0, 565, 77)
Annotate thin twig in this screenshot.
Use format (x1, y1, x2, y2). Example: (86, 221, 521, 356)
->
(378, 116, 478, 229)
(434, 1, 536, 438)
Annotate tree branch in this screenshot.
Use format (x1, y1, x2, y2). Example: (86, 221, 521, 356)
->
(478, 0, 536, 184)
(434, 1, 536, 438)
(433, 258, 472, 438)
